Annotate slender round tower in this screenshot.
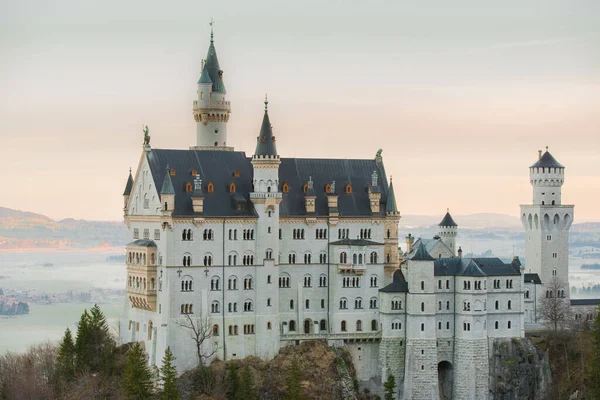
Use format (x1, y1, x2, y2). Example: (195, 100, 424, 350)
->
(192, 24, 232, 150)
(438, 209, 457, 257)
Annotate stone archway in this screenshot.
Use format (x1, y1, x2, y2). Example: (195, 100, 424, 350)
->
(438, 361, 453, 400)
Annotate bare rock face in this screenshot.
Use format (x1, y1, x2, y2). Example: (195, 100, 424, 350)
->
(489, 338, 552, 400)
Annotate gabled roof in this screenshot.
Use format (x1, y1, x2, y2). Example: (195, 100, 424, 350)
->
(329, 239, 383, 246)
(409, 238, 452, 259)
(123, 171, 134, 196)
(524, 273, 542, 284)
(146, 149, 392, 217)
(203, 39, 226, 93)
(410, 242, 435, 261)
(254, 102, 277, 157)
(386, 181, 398, 213)
(160, 168, 175, 195)
(379, 269, 409, 293)
(531, 151, 564, 168)
(433, 257, 521, 277)
(439, 211, 457, 227)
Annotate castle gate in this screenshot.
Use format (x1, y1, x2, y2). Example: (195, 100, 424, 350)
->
(438, 361, 453, 400)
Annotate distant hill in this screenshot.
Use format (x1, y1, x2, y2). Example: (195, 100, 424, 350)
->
(400, 213, 521, 229)
(0, 206, 127, 250)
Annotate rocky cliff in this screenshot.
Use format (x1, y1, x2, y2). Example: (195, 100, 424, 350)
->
(489, 338, 552, 400)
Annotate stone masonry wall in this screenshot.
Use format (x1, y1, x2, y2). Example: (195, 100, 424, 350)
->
(453, 339, 489, 400)
(403, 339, 438, 400)
(378, 338, 405, 399)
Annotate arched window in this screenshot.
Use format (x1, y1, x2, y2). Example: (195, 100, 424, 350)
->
(356, 320, 362, 331)
(325, 183, 332, 193)
(353, 253, 357, 264)
(495, 321, 499, 329)
(290, 299, 294, 309)
(421, 302, 425, 312)
(508, 300, 512, 310)
(303, 183, 308, 193)
(211, 276, 220, 291)
(345, 184, 352, 194)
(207, 182, 214, 193)
(370, 252, 378, 264)
(289, 320, 296, 331)
(320, 320, 326, 331)
(244, 300, 253, 312)
(229, 182, 236, 193)
(282, 183, 289, 193)
(371, 320, 378, 331)
(339, 298, 347, 309)
(370, 297, 378, 309)
(355, 297, 363, 309)
(370, 275, 378, 287)
(340, 252, 347, 264)
(341, 320, 347, 332)
(211, 301, 220, 313)
(303, 275, 312, 288)
(244, 276, 254, 290)
(508, 321, 512, 329)
(185, 182, 192, 192)
(228, 276, 238, 290)
(319, 274, 327, 287)
(495, 300, 499, 310)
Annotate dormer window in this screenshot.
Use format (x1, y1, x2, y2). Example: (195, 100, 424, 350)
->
(191, 169, 198, 176)
(185, 182, 192, 193)
(282, 183, 289, 193)
(325, 184, 332, 193)
(345, 184, 352, 194)
(303, 183, 308, 194)
(229, 183, 236, 193)
(170, 169, 176, 176)
(233, 170, 240, 177)
(207, 182, 214, 193)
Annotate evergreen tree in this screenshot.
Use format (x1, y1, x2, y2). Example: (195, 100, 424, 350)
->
(74, 309, 92, 372)
(123, 342, 154, 400)
(56, 328, 76, 382)
(286, 358, 303, 400)
(89, 304, 116, 373)
(238, 365, 257, 400)
(226, 362, 240, 400)
(384, 373, 396, 400)
(160, 346, 179, 400)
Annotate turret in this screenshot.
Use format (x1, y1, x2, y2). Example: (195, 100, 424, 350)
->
(160, 166, 175, 215)
(192, 24, 232, 149)
(529, 147, 565, 206)
(438, 209, 457, 256)
(123, 168, 133, 210)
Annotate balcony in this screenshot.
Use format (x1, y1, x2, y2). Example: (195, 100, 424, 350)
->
(338, 263, 366, 275)
(193, 100, 231, 111)
(281, 331, 382, 342)
(250, 192, 283, 199)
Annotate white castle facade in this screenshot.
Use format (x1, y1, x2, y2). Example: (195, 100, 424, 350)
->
(120, 30, 589, 399)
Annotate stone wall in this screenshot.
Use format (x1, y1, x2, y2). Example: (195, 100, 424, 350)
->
(378, 338, 405, 399)
(403, 339, 438, 400)
(453, 339, 489, 400)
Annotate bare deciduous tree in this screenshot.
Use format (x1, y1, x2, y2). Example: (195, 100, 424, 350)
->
(539, 277, 570, 332)
(176, 313, 218, 367)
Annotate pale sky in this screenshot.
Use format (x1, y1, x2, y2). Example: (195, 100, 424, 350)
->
(1, 1, 599, 222)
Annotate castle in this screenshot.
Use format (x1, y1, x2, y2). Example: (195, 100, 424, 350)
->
(120, 28, 593, 399)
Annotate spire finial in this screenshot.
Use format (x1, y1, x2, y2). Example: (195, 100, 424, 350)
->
(390, 175, 393, 183)
(264, 94, 268, 112)
(447, 208, 449, 213)
(166, 164, 170, 172)
(209, 18, 215, 42)
(546, 145, 549, 152)
(129, 167, 132, 174)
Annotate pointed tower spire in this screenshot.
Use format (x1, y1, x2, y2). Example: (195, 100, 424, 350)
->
(254, 96, 278, 157)
(123, 168, 134, 196)
(160, 166, 175, 195)
(386, 176, 398, 214)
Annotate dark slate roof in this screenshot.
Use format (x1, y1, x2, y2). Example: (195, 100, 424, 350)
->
(160, 168, 175, 195)
(524, 273, 542, 284)
(410, 242, 435, 261)
(439, 211, 457, 227)
(203, 39, 226, 93)
(571, 299, 600, 306)
(531, 151, 564, 169)
(380, 269, 409, 293)
(147, 149, 391, 217)
(254, 107, 277, 157)
(329, 239, 383, 246)
(123, 171, 134, 196)
(433, 258, 521, 277)
(386, 181, 398, 213)
(127, 239, 157, 247)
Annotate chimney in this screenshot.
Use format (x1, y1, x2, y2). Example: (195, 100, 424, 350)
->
(538, 150, 542, 160)
(458, 247, 463, 258)
(405, 233, 414, 253)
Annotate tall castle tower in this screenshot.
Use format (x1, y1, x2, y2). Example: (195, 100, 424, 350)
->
(192, 25, 232, 150)
(521, 148, 574, 300)
(250, 97, 282, 359)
